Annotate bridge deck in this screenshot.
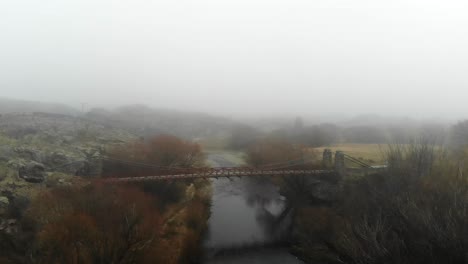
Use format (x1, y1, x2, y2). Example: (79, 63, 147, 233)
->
(102, 168, 334, 182)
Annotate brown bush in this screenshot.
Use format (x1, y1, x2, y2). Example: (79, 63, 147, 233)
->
(102, 134, 205, 205)
(246, 137, 307, 167)
(294, 142, 468, 264)
(103, 134, 205, 178)
(26, 184, 163, 264)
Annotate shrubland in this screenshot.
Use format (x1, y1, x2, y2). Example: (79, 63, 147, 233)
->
(0, 133, 211, 263)
(293, 140, 468, 264)
(243, 133, 468, 264)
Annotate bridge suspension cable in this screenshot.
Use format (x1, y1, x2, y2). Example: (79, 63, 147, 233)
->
(343, 154, 372, 168)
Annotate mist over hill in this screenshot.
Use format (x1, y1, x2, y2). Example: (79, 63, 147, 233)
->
(85, 104, 238, 139)
(0, 98, 241, 139)
(0, 98, 79, 116)
(0, 97, 457, 145)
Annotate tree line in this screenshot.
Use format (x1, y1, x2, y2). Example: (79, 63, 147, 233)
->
(228, 119, 468, 150)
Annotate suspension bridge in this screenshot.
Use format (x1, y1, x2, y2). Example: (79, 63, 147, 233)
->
(100, 149, 385, 183)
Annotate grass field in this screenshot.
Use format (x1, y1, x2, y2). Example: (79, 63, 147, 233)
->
(204, 144, 387, 167)
(196, 137, 229, 150)
(314, 143, 388, 165)
(203, 150, 246, 167)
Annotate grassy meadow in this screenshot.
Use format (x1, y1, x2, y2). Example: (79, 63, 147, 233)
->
(314, 143, 387, 165)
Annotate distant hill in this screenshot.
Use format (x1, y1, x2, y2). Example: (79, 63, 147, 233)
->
(0, 98, 79, 116)
(85, 104, 238, 139)
(0, 99, 239, 140)
(339, 114, 416, 127)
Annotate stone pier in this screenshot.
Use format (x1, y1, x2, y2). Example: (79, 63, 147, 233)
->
(322, 149, 333, 168)
(334, 151, 346, 177)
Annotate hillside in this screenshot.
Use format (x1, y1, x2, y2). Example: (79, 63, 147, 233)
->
(0, 112, 137, 222)
(86, 105, 237, 140)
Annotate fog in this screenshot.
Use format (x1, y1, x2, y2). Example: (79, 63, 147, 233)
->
(1, 0, 467, 119)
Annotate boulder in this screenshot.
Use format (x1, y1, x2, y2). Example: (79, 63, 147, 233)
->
(18, 161, 46, 183)
(44, 151, 86, 175)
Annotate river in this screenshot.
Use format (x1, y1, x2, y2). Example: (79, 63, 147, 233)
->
(203, 152, 304, 264)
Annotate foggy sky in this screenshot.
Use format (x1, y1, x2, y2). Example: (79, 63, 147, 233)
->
(1, 0, 467, 119)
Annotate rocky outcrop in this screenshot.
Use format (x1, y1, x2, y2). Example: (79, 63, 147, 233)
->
(0, 112, 136, 143)
(18, 161, 46, 183)
(0, 112, 134, 178)
(43, 148, 102, 177)
(3, 148, 102, 177)
(44, 151, 86, 175)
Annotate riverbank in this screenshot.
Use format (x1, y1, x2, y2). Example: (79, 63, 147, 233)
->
(154, 179, 213, 263)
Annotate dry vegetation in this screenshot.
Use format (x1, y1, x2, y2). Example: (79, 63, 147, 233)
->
(293, 141, 468, 264)
(0, 134, 212, 263)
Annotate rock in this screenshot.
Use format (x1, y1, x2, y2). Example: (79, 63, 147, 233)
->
(14, 146, 44, 163)
(18, 161, 46, 183)
(44, 151, 86, 175)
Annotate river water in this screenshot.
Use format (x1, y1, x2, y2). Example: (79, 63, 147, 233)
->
(203, 153, 304, 264)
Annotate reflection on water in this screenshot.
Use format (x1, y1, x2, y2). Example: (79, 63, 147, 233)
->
(204, 153, 303, 264)
(206, 247, 303, 264)
(204, 177, 288, 249)
(203, 178, 303, 263)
